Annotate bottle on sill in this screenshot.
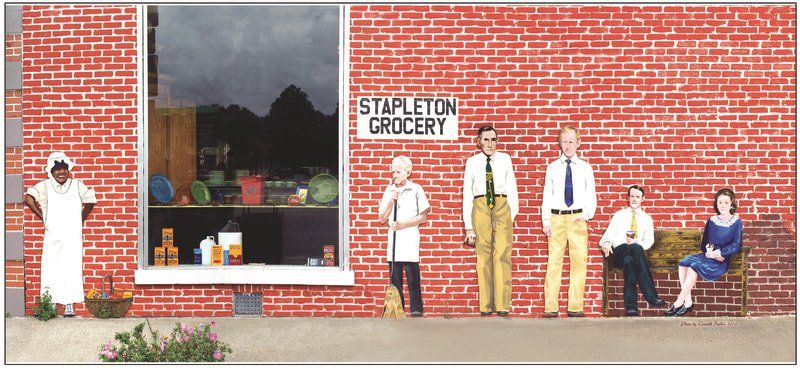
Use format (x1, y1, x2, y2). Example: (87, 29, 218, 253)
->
(199, 236, 216, 266)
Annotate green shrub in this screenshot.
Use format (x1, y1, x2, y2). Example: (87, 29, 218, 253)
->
(100, 321, 232, 362)
(33, 289, 57, 321)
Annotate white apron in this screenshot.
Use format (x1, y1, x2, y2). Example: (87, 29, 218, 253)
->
(40, 178, 84, 304)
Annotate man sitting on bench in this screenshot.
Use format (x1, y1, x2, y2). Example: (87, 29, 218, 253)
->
(599, 185, 666, 316)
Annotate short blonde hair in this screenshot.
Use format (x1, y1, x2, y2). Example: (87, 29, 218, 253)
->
(558, 125, 581, 141)
(391, 155, 413, 173)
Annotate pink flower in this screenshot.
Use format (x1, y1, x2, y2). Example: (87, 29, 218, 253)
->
(213, 351, 222, 360)
(105, 350, 117, 360)
(160, 342, 166, 352)
(187, 326, 195, 335)
(208, 332, 218, 342)
(180, 323, 188, 331)
(210, 321, 217, 327)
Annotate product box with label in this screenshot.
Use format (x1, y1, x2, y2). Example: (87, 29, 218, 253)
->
(162, 228, 174, 247)
(229, 244, 242, 265)
(323, 244, 335, 266)
(211, 245, 223, 265)
(154, 247, 166, 267)
(167, 247, 179, 266)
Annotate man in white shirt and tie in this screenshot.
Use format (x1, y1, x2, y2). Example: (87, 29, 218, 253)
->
(463, 126, 519, 317)
(599, 185, 666, 316)
(541, 125, 596, 318)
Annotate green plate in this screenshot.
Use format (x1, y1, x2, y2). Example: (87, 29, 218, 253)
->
(309, 174, 338, 203)
(191, 180, 211, 205)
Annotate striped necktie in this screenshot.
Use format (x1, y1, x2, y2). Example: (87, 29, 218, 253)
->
(485, 156, 495, 209)
(630, 209, 638, 238)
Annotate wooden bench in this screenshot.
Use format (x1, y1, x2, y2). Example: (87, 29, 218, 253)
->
(602, 229, 751, 316)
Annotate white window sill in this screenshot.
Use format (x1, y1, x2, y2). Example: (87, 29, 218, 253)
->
(134, 265, 355, 286)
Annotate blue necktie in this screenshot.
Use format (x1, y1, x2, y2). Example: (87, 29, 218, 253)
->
(565, 159, 574, 207)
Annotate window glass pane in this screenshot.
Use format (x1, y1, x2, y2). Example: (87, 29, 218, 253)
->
(146, 5, 340, 267)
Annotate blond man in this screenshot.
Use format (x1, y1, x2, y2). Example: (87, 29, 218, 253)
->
(541, 126, 596, 318)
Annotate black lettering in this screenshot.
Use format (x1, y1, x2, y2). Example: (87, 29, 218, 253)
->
(369, 117, 380, 134)
(414, 98, 424, 115)
(423, 98, 434, 115)
(437, 118, 446, 135)
(425, 118, 436, 135)
(380, 117, 391, 134)
(372, 98, 382, 115)
(403, 98, 413, 115)
(445, 98, 457, 115)
(404, 117, 415, 134)
(381, 98, 392, 115)
(391, 98, 403, 115)
(359, 98, 370, 115)
(391, 117, 403, 134)
(434, 99, 447, 115)
(415, 117, 425, 134)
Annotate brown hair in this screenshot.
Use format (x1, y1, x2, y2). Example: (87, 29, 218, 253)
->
(714, 188, 737, 214)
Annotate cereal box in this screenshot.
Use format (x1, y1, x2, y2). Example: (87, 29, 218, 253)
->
(154, 247, 166, 267)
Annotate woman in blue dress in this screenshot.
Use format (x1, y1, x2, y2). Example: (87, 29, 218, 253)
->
(665, 188, 743, 316)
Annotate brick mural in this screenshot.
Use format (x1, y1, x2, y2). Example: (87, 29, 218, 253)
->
(20, 4, 795, 317)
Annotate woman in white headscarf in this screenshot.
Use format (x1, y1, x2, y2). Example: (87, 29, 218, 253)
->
(24, 152, 96, 317)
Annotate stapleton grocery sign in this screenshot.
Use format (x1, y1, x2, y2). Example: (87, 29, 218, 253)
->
(356, 96, 458, 140)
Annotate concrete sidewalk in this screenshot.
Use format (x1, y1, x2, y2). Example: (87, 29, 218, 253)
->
(5, 315, 796, 363)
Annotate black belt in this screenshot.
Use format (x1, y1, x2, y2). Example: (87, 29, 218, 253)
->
(474, 194, 507, 199)
(551, 209, 583, 215)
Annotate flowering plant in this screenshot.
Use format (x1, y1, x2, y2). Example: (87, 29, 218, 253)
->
(99, 320, 232, 362)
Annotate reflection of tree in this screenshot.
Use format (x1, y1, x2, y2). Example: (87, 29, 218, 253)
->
(197, 84, 338, 176)
(264, 84, 338, 172)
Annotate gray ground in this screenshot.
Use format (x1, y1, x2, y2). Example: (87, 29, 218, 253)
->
(4, 315, 795, 363)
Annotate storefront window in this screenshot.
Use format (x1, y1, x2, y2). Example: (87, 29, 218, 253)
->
(143, 5, 342, 269)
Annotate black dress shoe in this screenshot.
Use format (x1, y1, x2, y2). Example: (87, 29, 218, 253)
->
(676, 304, 694, 316)
(567, 311, 585, 318)
(480, 312, 493, 316)
(626, 309, 638, 316)
(664, 304, 681, 316)
(542, 311, 558, 318)
(496, 311, 509, 317)
(649, 298, 667, 307)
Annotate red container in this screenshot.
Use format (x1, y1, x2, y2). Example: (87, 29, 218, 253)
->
(240, 175, 263, 205)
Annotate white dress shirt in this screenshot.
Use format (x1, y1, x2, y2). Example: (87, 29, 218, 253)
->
(599, 207, 655, 250)
(462, 151, 519, 230)
(378, 181, 431, 262)
(541, 154, 596, 227)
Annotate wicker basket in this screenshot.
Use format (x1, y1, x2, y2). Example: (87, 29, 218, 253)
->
(85, 275, 133, 318)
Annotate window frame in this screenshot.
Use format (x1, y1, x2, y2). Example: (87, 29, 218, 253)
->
(134, 4, 352, 285)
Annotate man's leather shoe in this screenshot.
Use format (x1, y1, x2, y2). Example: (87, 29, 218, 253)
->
(649, 298, 667, 307)
(567, 311, 585, 318)
(542, 311, 558, 318)
(675, 304, 694, 316)
(625, 309, 638, 317)
(410, 311, 423, 317)
(496, 311, 509, 317)
(664, 304, 681, 316)
(480, 312, 493, 316)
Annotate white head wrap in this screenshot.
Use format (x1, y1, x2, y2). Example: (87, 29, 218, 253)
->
(45, 151, 76, 180)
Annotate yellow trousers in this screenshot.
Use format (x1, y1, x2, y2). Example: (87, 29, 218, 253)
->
(544, 212, 588, 313)
(472, 196, 513, 313)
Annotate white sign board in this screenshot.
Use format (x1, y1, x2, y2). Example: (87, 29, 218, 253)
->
(356, 97, 458, 140)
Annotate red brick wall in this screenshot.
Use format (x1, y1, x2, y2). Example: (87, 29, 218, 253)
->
(348, 5, 796, 318)
(22, 5, 795, 317)
(21, 5, 140, 316)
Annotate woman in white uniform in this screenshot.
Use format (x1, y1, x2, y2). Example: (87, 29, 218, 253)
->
(378, 156, 431, 317)
(24, 152, 96, 317)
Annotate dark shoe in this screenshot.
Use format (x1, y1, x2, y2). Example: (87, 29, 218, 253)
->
(649, 298, 667, 307)
(567, 311, 585, 318)
(480, 311, 493, 317)
(496, 311, 509, 317)
(664, 304, 681, 316)
(63, 312, 75, 318)
(410, 311, 423, 317)
(625, 309, 638, 317)
(542, 311, 558, 318)
(676, 304, 694, 316)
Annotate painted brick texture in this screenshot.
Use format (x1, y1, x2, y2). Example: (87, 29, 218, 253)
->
(21, 5, 795, 318)
(348, 5, 796, 318)
(21, 5, 140, 316)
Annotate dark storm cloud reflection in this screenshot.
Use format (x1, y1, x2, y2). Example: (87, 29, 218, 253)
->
(156, 6, 340, 116)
